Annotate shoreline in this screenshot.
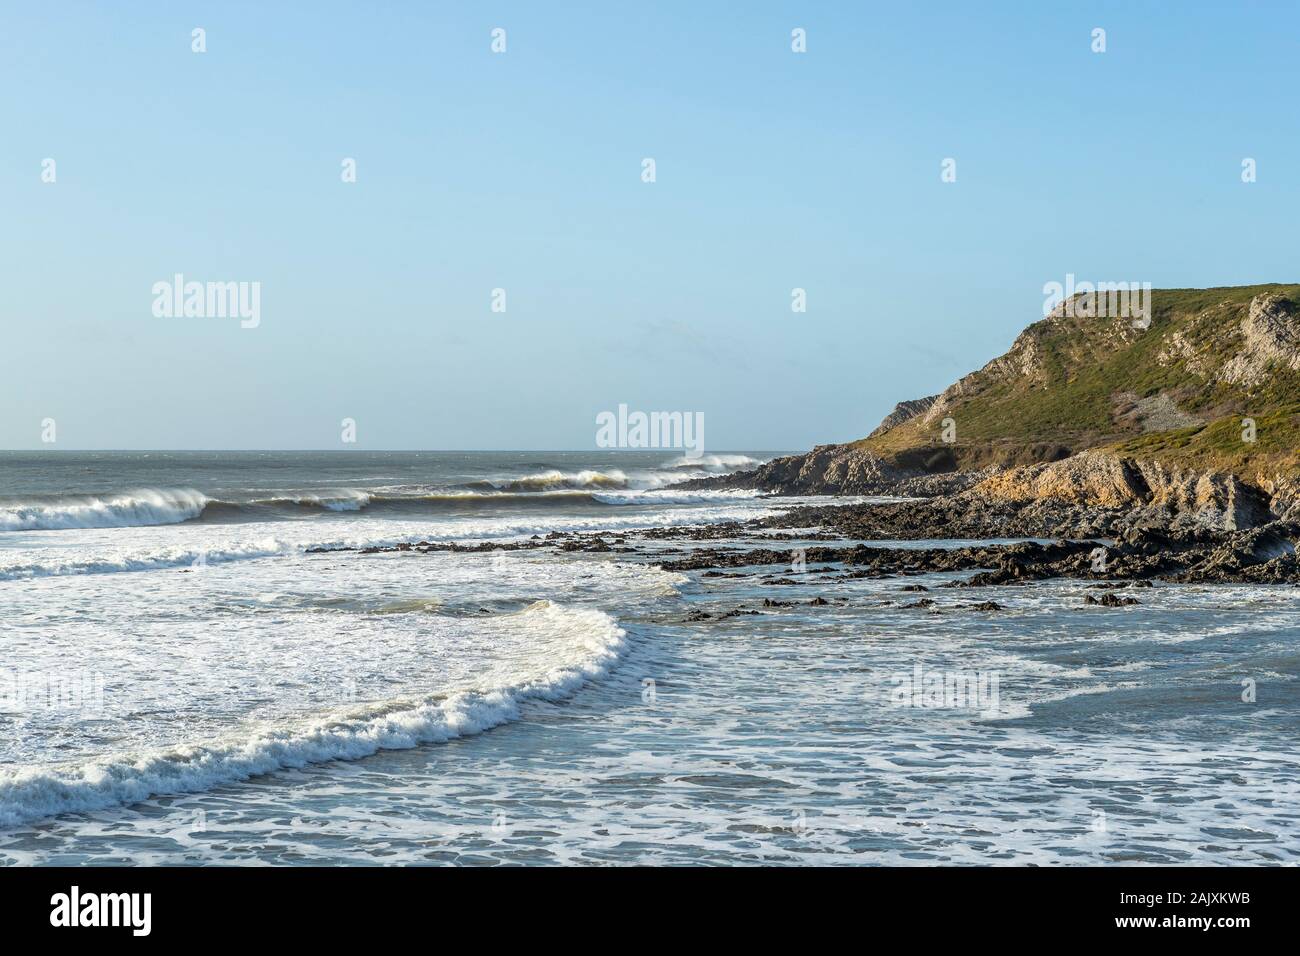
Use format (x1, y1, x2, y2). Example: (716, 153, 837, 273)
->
(313, 489, 1300, 593)
(6, 467, 1296, 862)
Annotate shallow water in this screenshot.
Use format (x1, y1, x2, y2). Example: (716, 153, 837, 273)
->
(1, 452, 1297, 864)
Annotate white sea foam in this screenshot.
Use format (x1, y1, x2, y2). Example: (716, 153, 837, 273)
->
(0, 538, 291, 580)
(591, 488, 762, 505)
(0, 601, 626, 827)
(487, 469, 630, 491)
(276, 490, 373, 511)
(0, 488, 210, 532)
(0, 455, 764, 536)
(0, 498, 791, 580)
(661, 454, 764, 470)
(483, 458, 763, 493)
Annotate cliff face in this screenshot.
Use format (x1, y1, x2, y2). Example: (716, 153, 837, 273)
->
(1219, 293, 1300, 387)
(867, 396, 938, 438)
(737, 444, 912, 494)
(968, 451, 1272, 531)
(695, 444, 1278, 530)
(684, 285, 1300, 530)
(680, 443, 990, 497)
(863, 285, 1300, 473)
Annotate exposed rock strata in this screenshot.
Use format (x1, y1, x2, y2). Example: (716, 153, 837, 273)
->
(1219, 293, 1300, 386)
(677, 443, 1004, 497)
(868, 395, 938, 438)
(657, 523, 1300, 585)
(685, 446, 1282, 534)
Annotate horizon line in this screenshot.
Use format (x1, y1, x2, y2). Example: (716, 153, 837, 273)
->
(0, 447, 789, 454)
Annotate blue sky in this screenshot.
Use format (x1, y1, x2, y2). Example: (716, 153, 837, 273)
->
(3, 1, 1298, 450)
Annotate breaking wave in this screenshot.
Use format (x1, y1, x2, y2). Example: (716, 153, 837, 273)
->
(0, 602, 626, 828)
(477, 469, 630, 492)
(0, 459, 769, 535)
(0, 489, 211, 532)
(661, 454, 763, 470)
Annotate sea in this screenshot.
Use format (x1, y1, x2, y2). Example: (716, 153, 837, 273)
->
(0, 450, 1296, 864)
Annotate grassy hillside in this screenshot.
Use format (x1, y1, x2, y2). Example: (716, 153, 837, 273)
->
(859, 284, 1300, 475)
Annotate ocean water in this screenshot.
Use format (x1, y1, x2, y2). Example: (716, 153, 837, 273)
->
(0, 451, 1297, 865)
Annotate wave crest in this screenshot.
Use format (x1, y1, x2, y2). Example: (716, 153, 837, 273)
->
(661, 454, 762, 470)
(250, 491, 373, 512)
(0, 602, 626, 827)
(483, 469, 630, 492)
(0, 489, 210, 532)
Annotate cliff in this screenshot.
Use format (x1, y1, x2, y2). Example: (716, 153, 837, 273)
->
(682, 285, 1300, 529)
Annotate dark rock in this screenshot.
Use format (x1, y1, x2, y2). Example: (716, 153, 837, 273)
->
(1085, 593, 1140, 607)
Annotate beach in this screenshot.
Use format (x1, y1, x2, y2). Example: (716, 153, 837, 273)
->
(1, 450, 1296, 864)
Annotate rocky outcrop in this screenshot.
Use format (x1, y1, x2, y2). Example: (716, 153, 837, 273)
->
(870, 286, 1300, 471)
(657, 522, 1300, 585)
(678, 437, 1010, 496)
(919, 321, 1066, 427)
(868, 395, 938, 438)
(1155, 331, 1214, 377)
(969, 451, 1270, 531)
(759, 449, 1283, 539)
(1219, 293, 1300, 386)
(682, 443, 1274, 532)
(893, 468, 1000, 497)
(1255, 475, 1300, 522)
(972, 452, 1152, 509)
(677, 444, 924, 495)
(676, 285, 1300, 535)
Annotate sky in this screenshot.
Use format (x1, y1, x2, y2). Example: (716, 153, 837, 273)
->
(3, 1, 1299, 450)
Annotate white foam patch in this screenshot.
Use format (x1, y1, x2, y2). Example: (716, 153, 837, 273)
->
(487, 469, 629, 491)
(0, 488, 210, 532)
(661, 454, 764, 470)
(0, 499, 791, 581)
(0, 602, 626, 827)
(280, 490, 373, 511)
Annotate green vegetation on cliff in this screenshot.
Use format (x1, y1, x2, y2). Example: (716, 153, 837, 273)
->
(860, 284, 1300, 476)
